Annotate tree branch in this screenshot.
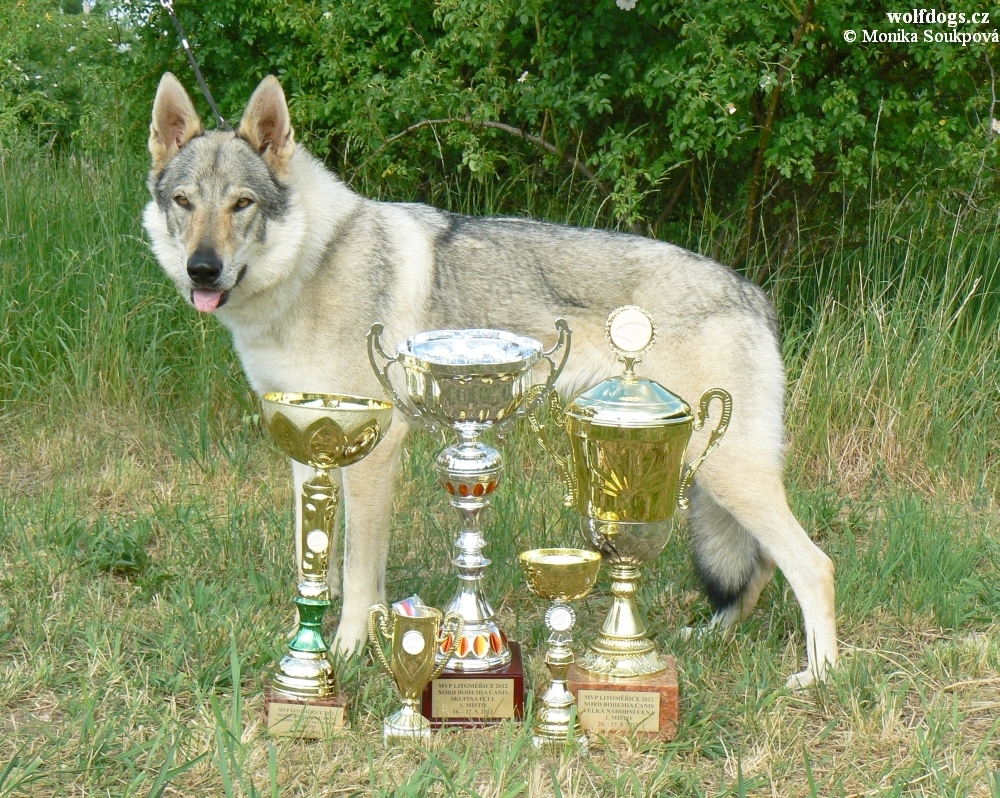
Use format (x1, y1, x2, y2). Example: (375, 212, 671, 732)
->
(346, 116, 611, 196)
(738, 0, 816, 267)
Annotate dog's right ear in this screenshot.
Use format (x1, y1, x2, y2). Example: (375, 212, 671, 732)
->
(149, 73, 204, 172)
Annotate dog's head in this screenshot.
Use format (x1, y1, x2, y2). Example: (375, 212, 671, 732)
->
(143, 73, 298, 314)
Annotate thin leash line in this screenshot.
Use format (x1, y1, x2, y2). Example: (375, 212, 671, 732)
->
(159, 0, 231, 131)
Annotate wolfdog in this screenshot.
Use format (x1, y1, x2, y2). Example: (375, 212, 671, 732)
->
(143, 73, 837, 688)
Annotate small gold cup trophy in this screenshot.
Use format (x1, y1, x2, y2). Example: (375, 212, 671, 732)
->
(368, 597, 465, 744)
(519, 549, 601, 749)
(261, 392, 394, 737)
(530, 306, 732, 740)
(368, 322, 570, 727)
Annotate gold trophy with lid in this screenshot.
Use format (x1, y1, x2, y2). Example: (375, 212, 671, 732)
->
(529, 306, 731, 738)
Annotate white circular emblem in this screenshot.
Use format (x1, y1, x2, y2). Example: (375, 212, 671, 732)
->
(608, 306, 654, 354)
(401, 630, 426, 655)
(305, 530, 329, 554)
(549, 606, 573, 632)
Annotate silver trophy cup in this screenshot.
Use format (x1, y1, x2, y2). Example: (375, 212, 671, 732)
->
(368, 322, 571, 671)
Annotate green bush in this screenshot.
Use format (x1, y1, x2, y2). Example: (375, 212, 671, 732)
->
(132, 0, 1000, 247)
(5, 0, 997, 255)
(0, 0, 143, 150)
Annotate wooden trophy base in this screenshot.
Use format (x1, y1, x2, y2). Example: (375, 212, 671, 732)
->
(421, 642, 525, 729)
(567, 656, 678, 741)
(264, 685, 347, 738)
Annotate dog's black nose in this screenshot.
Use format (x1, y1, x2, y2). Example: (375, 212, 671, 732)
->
(187, 248, 223, 285)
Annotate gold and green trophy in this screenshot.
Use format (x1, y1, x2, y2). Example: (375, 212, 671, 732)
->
(261, 392, 394, 737)
(529, 306, 732, 739)
(519, 548, 601, 748)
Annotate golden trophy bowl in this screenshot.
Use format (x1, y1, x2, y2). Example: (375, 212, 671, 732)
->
(520, 548, 602, 602)
(519, 548, 601, 748)
(368, 601, 464, 744)
(261, 393, 393, 709)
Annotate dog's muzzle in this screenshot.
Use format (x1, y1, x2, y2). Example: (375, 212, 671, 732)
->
(188, 263, 248, 313)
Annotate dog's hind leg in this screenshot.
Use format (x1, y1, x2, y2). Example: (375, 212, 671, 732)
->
(693, 463, 837, 689)
(333, 418, 409, 656)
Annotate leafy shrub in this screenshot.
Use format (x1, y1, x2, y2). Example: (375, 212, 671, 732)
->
(132, 0, 1000, 248)
(0, 0, 142, 150)
(5, 0, 997, 253)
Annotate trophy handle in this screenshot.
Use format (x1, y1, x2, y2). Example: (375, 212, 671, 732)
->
(522, 318, 572, 418)
(367, 604, 394, 678)
(677, 388, 733, 510)
(526, 387, 577, 508)
(366, 323, 423, 425)
(430, 612, 466, 681)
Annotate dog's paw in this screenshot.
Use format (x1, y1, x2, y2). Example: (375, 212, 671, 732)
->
(331, 626, 368, 658)
(784, 668, 822, 691)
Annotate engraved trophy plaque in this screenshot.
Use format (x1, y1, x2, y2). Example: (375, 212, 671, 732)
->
(529, 306, 732, 739)
(261, 392, 393, 737)
(369, 321, 570, 726)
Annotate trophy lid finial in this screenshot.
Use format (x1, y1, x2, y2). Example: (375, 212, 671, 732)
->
(569, 306, 691, 428)
(606, 306, 656, 377)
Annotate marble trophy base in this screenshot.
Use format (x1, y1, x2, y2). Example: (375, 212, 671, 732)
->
(264, 685, 347, 738)
(421, 642, 525, 729)
(567, 656, 678, 741)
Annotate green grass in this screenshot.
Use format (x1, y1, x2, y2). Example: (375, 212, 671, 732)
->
(2, 140, 1000, 796)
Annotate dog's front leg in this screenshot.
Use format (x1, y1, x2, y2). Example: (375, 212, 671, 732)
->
(332, 419, 409, 656)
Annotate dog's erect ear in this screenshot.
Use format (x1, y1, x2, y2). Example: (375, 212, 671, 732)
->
(149, 73, 204, 172)
(238, 75, 296, 174)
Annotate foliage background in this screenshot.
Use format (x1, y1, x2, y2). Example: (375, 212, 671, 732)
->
(4, 0, 1000, 263)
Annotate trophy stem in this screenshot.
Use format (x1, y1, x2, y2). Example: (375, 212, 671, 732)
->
(436, 439, 511, 671)
(273, 470, 341, 700)
(534, 601, 586, 748)
(298, 470, 339, 600)
(579, 562, 668, 678)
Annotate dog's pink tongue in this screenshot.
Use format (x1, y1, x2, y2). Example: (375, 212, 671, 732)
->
(192, 289, 224, 313)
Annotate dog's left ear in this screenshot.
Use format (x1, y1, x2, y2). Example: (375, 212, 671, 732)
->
(238, 75, 296, 175)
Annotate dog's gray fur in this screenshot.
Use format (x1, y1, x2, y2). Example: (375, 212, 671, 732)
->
(143, 73, 837, 688)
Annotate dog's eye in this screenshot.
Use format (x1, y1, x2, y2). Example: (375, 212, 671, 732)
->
(235, 197, 254, 210)
(174, 195, 190, 208)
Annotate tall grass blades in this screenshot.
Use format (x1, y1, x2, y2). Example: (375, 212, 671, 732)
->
(778, 205, 1000, 498)
(0, 143, 243, 415)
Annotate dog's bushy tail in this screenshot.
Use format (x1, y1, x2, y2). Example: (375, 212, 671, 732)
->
(686, 480, 771, 622)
